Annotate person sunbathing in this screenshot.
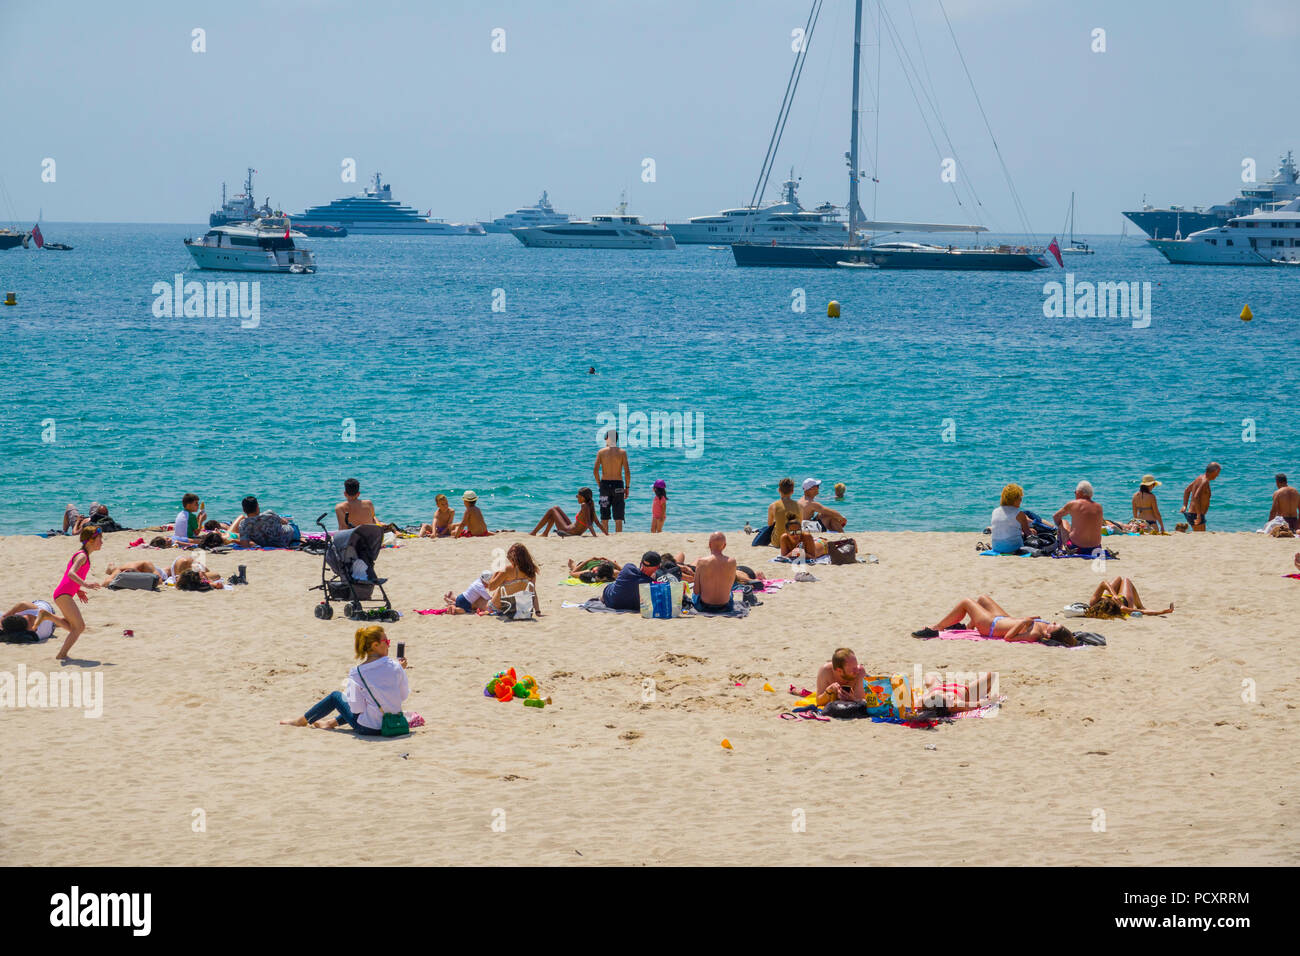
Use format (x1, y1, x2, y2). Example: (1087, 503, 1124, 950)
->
(814, 647, 997, 712)
(449, 491, 491, 537)
(419, 494, 455, 538)
(1082, 577, 1173, 616)
(778, 517, 825, 561)
(530, 487, 603, 537)
(567, 558, 618, 584)
(2, 600, 70, 641)
(105, 556, 227, 588)
(912, 594, 1075, 645)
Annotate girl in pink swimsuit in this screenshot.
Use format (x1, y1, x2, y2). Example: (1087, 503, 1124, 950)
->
(52, 526, 103, 660)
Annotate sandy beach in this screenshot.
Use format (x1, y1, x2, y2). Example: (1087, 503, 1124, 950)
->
(2, 528, 1297, 866)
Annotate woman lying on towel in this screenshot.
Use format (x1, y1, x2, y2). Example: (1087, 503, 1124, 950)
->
(105, 557, 229, 588)
(567, 557, 618, 584)
(1078, 577, 1173, 618)
(912, 594, 1076, 645)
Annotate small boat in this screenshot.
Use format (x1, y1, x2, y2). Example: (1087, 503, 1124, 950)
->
(0, 229, 28, 251)
(43, 242, 73, 251)
(292, 224, 348, 238)
(836, 260, 877, 268)
(707, 245, 730, 251)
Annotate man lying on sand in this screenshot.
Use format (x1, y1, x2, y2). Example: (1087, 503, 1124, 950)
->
(913, 594, 1076, 645)
(815, 647, 997, 712)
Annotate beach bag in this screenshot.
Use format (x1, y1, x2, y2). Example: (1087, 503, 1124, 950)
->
(355, 663, 410, 737)
(107, 571, 159, 591)
(751, 524, 774, 547)
(639, 579, 683, 618)
(495, 584, 536, 620)
(827, 538, 858, 565)
(801, 520, 824, 534)
(863, 674, 917, 719)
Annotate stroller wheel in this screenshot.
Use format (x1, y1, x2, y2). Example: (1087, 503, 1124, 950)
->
(314, 603, 333, 620)
(383, 610, 399, 622)
(343, 602, 359, 619)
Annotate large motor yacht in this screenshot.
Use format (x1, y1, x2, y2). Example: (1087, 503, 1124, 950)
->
(184, 217, 317, 272)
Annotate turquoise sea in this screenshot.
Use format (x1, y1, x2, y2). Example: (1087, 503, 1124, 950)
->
(0, 224, 1294, 535)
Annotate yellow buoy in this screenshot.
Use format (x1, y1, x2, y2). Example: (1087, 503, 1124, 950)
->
(827, 300, 840, 318)
(3, 292, 15, 306)
(1240, 304, 1253, 322)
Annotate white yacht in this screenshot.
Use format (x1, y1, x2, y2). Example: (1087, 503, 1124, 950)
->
(511, 198, 675, 249)
(1148, 198, 1300, 265)
(479, 190, 574, 233)
(667, 173, 847, 245)
(292, 173, 484, 235)
(184, 217, 317, 272)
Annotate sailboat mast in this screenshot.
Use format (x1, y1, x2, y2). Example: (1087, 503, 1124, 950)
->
(847, 0, 864, 238)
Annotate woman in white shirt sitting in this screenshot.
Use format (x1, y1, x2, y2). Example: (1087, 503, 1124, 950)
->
(990, 483, 1033, 554)
(280, 625, 409, 734)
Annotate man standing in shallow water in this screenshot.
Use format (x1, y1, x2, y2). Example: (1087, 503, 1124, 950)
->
(594, 429, 631, 533)
(1182, 462, 1221, 532)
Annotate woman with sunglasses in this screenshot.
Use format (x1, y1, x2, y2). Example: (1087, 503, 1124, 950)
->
(279, 625, 409, 734)
(53, 525, 104, 660)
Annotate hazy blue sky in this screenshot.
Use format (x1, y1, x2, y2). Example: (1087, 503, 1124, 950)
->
(1, 0, 1296, 232)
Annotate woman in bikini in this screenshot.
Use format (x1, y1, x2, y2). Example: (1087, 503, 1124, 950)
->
(488, 543, 542, 615)
(52, 526, 104, 660)
(529, 487, 603, 537)
(1131, 476, 1165, 532)
(913, 594, 1075, 645)
(419, 495, 455, 538)
(1082, 577, 1173, 616)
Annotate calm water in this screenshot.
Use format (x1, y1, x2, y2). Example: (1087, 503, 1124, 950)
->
(0, 224, 1294, 534)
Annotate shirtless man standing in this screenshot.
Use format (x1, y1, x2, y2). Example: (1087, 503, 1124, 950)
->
(1181, 462, 1221, 532)
(798, 478, 847, 532)
(1053, 480, 1104, 551)
(594, 429, 632, 533)
(1270, 473, 1300, 532)
(692, 531, 737, 613)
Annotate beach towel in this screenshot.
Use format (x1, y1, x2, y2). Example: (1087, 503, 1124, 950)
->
(565, 598, 636, 613)
(978, 549, 1033, 557)
(1050, 548, 1117, 560)
(688, 601, 749, 619)
(562, 576, 605, 587)
(413, 607, 455, 615)
(771, 554, 831, 565)
(916, 627, 1105, 647)
(1285, 574, 1300, 580)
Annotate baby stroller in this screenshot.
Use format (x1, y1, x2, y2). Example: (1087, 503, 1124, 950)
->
(311, 514, 398, 621)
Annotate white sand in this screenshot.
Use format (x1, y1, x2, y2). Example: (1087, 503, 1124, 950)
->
(2, 529, 1297, 865)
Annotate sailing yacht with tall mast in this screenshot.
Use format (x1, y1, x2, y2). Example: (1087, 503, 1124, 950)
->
(1061, 192, 1092, 254)
(733, 0, 1046, 271)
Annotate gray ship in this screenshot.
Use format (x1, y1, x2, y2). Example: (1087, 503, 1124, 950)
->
(1123, 151, 1298, 238)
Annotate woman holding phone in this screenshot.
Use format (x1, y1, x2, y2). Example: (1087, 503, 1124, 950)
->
(279, 625, 411, 734)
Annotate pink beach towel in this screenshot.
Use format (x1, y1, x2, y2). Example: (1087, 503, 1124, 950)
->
(414, 607, 453, 615)
(932, 627, 991, 641)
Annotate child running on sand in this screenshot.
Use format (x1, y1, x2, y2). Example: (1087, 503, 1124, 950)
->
(52, 526, 104, 660)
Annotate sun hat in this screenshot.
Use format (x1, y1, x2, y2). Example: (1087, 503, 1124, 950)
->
(802, 478, 821, 492)
(1139, 474, 1162, 488)
(462, 490, 478, 503)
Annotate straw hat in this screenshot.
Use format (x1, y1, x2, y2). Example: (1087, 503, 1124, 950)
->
(1139, 474, 1161, 489)
(462, 490, 478, 503)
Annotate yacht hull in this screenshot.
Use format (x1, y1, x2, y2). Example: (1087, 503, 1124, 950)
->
(1147, 238, 1291, 265)
(512, 228, 676, 249)
(185, 245, 316, 272)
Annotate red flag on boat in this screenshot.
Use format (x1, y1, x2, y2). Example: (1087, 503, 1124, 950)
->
(1047, 237, 1063, 267)
(31, 224, 44, 249)
(284, 220, 291, 239)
